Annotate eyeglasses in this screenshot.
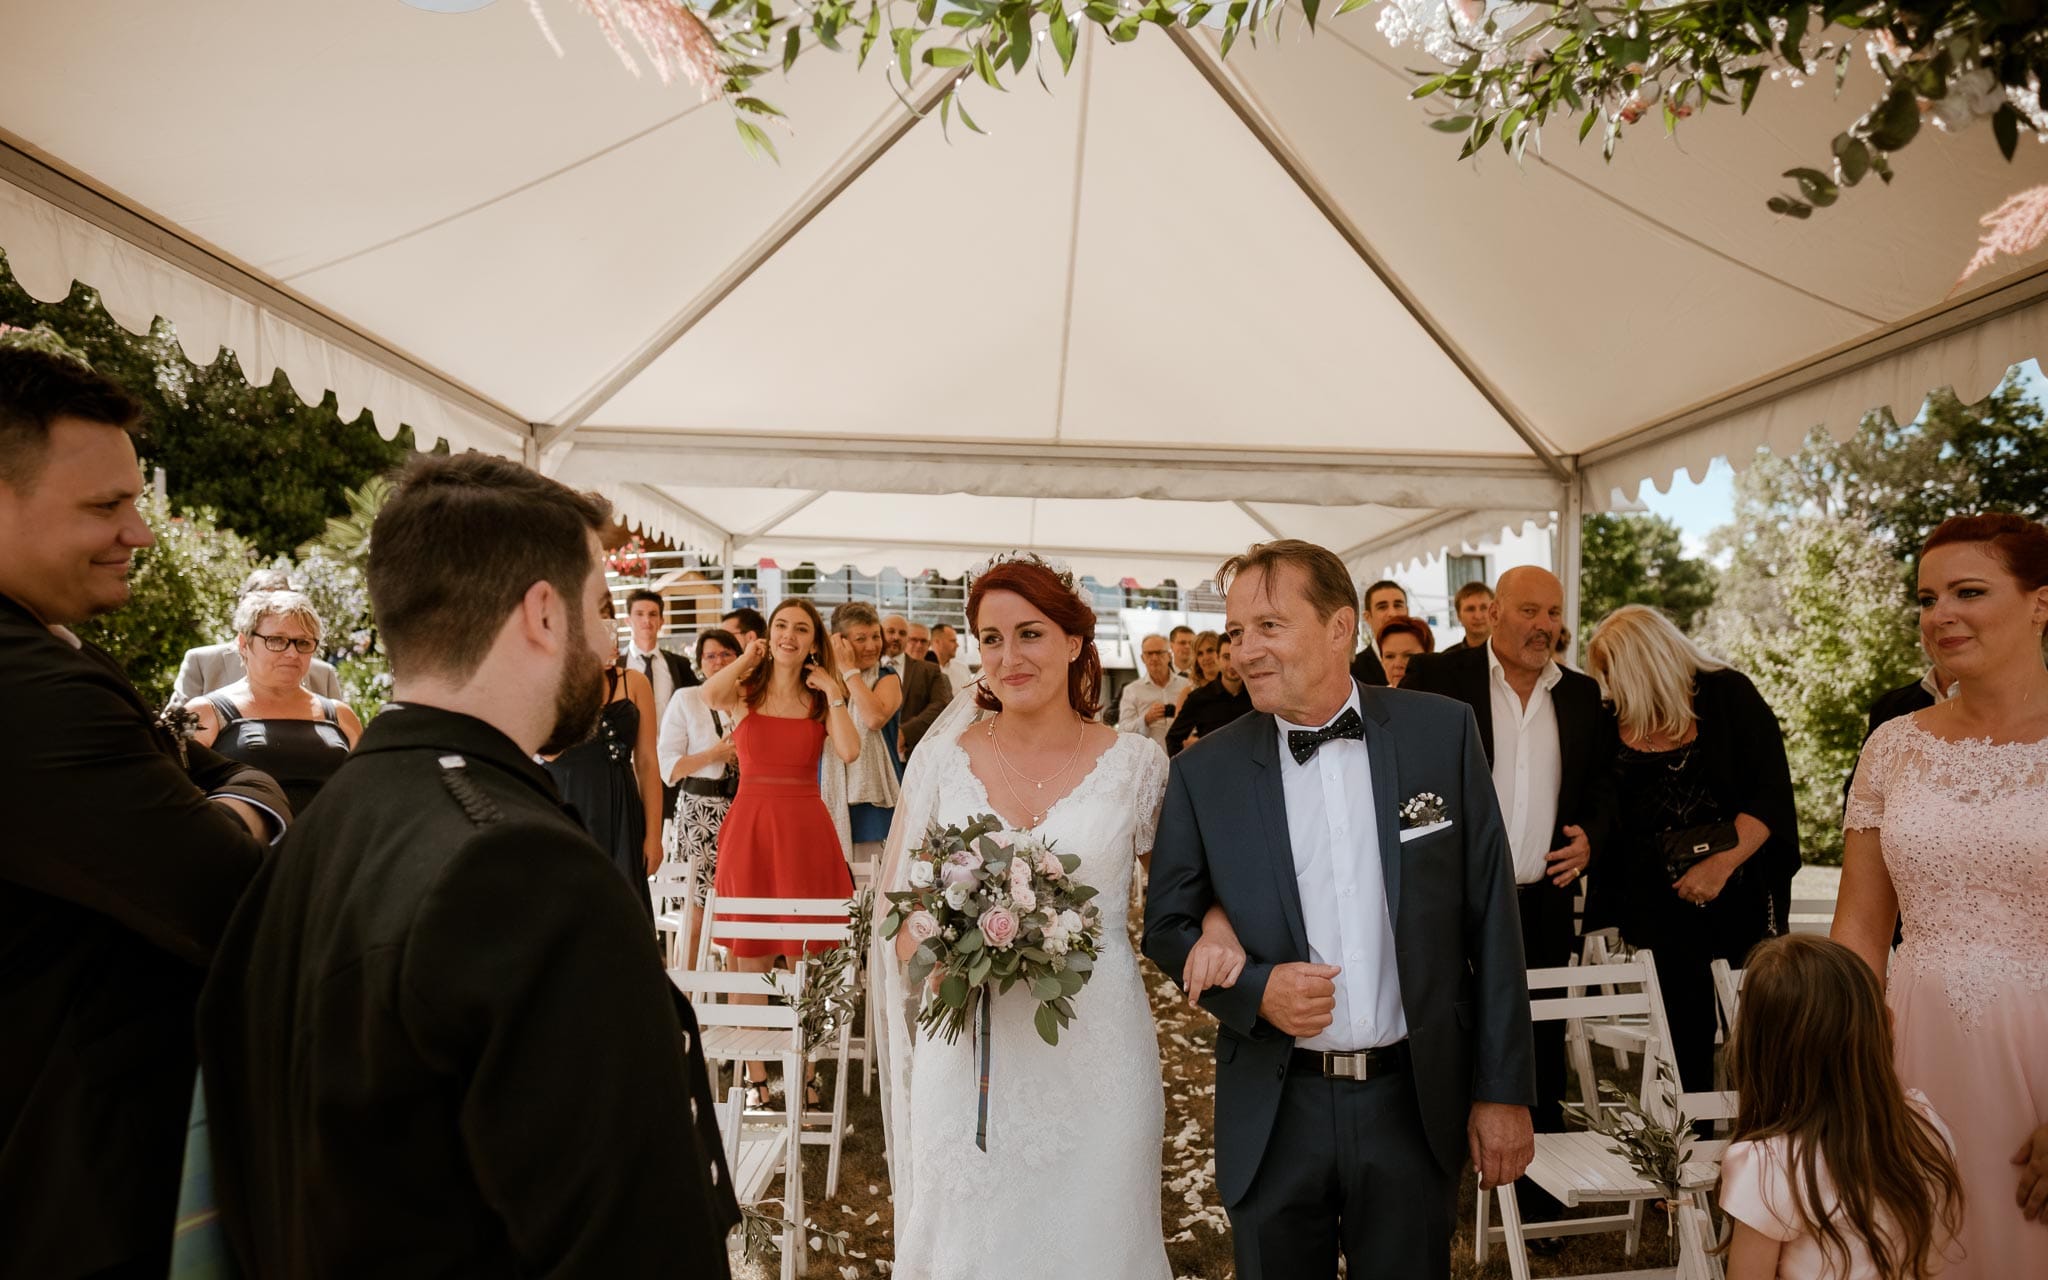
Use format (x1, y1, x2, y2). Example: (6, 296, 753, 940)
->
(251, 633, 318, 654)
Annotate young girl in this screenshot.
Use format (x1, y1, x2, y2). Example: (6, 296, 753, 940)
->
(1719, 935, 1965, 1280)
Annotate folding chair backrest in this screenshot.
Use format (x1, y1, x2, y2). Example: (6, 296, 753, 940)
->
(1709, 958, 1744, 1035)
(1525, 954, 1658, 1027)
(1787, 896, 1834, 936)
(671, 966, 804, 1030)
(697, 890, 852, 968)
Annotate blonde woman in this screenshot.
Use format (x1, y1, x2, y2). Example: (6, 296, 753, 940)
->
(1583, 604, 1797, 1094)
(190, 589, 360, 813)
(1187, 630, 1221, 689)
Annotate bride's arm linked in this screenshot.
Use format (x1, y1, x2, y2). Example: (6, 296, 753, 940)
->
(1182, 905, 1246, 1007)
(1141, 764, 1276, 1036)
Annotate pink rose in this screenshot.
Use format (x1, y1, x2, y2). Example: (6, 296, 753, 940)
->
(904, 910, 940, 945)
(940, 850, 983, 888)
(978, 907, 1020, 951)
(1035, 849, 1063, 881)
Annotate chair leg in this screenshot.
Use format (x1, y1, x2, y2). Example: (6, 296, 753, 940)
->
(1626, 1195, 1643, 1256)
(1496, 1184, 1533, 1280)
(1473, 1170, 1491, 1264)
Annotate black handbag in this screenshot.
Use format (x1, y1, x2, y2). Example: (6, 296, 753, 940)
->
(1657, 821, 1739, 883)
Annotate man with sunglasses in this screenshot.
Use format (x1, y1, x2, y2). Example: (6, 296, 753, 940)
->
(174, 568, 343, 701)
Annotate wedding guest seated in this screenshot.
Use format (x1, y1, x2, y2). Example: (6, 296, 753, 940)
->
(1, 346, 285, 1276)
(175, 569, 342, 701)
(189, 589, 361, 814)
(1165, 632, 1252, 755)
(1375, 615, 1434, 687)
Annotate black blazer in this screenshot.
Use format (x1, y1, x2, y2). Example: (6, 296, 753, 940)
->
(1144, 682, 1533, 1205)
(197, 705, 738, 1276)
(1587, 667, 1800, 930)
(1349, 647, 1388, 687)
(894, 655, 955, 757)
(0, 592, 287, 1276)
(1399, 643, 1617, 875)
(1844, 675, 1937, 801)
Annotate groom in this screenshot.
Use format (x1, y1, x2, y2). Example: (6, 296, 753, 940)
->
(1144, 539, 1534, 1279)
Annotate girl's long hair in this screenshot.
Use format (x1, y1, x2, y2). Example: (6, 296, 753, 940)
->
(739, 598, 830, 720)
(1725, 936, 1963, 1279)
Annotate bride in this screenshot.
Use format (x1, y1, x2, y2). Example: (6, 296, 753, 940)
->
(878, 554, 1202, 1278)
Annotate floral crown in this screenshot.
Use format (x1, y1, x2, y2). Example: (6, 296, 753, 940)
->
(967, 551, 1094, 615)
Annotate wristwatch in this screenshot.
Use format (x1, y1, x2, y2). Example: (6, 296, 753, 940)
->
(828, 697, 847, 708)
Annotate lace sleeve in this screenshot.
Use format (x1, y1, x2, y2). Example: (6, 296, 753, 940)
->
(1845, 717, 1905, 832)
(1132, 737, 1170, 855)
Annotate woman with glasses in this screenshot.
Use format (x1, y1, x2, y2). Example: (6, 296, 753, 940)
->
(189, 589, 361, 813)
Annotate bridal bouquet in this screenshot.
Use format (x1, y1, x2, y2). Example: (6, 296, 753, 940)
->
(881, 813, 1103, 1046)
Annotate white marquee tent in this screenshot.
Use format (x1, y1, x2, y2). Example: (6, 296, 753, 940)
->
(5, 0, 2048, 622)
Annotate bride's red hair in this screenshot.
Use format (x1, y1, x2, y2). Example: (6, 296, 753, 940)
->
(967, 561, 1102, 719)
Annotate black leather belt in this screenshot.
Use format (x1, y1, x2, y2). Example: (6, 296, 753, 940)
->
(680, 776, 735, 799)
(1288, 1040, 1409, 1081)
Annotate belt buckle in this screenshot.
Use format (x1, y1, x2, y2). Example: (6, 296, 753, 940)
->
(1321, 1050, 1364, 1081)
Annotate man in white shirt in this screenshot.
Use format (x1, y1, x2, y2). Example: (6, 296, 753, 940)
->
(1400, 566, 1613, 1231)
(1117, 634, 1188, 748)
(622, 589, 698, 821)
(1145, 538, 1532, 1280)
(929, 623, 977, 693)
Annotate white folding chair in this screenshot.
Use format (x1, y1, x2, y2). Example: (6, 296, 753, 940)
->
(1709, 959, 1744, 1041)
(649, 857, 700, 971)
(1576, 930, 1657, 1085)
(697, 891, 859, 1198)
(1786, 896, 1835, 936)
(678, 966, 807, 1280)
(1477, 950, 1731, 1280)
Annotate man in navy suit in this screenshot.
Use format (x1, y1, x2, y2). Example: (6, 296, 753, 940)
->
(1145, 539, 1533, 1279)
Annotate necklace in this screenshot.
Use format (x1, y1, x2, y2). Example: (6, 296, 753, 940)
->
(986, 714, 1087, 826)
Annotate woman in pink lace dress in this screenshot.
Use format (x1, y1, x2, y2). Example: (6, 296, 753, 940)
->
(1838, 513, 2048, 1277)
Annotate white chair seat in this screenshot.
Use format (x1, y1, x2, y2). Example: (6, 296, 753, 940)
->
(1530, 1131, 1720, 1207)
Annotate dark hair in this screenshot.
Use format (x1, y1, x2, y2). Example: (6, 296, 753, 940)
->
(968, 560, 1102, 718)
(1726, 936, 1963, 1279)
(1168, 625, 1194, 642)
(1363, 579, 1406, 608)
(368, 453, 610, 683)
(1453, 580, 1495, 606)
(1216, 540, 1359, 647)
(695, 627, 741, 666)
(720, 606, 767, 637)
(625, 588, 664, 615)
(1921, 512, 2048, 590)
(1377, 615, 1435, 654)
(0, 347, 144, 491)
(739, 598, 830, 719)
(929, 622, 956, 639)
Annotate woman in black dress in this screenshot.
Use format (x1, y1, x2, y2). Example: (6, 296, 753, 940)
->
(1583, 604, 1798, 1093)
(189, 590, 360, 814)
(543, 595, 663, 914)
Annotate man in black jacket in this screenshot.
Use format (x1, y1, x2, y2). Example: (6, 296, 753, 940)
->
(0, 347, 289, 1277)
(1166, 631, 1253, 754)
(197, 453, 738, 1276)
(1400, 566, 1614, 1228)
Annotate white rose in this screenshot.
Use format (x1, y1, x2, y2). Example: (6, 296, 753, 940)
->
(1044, 931, 1069, 956)
(1058, 909, 1085, 935)
(908, 860, 935, 889)
(943, 882, 970, 911)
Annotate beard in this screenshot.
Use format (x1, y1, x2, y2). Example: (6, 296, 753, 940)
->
(538, 607, 608, 756)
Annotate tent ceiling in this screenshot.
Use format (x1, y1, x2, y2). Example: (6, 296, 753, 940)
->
(4, 1, 2047, 580)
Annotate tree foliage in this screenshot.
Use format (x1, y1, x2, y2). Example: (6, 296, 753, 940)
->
(1579, 513, 1718, 635)
(0, 252, 415, 558)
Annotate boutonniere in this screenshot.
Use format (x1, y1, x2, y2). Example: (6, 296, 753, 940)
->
(1399, 791, 1447, 829)
(155, 700, 202, 768)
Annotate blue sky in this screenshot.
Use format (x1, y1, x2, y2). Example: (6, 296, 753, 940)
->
(1633, 358, 2047, 560)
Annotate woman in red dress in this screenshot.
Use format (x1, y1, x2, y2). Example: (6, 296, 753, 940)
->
(698, 597, 862, 1105)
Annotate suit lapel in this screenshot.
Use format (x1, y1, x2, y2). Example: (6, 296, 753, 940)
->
(1247, 718, 1311, 958)
(1356, 682, 1403, 920)
(1461, 650, 1497, 765)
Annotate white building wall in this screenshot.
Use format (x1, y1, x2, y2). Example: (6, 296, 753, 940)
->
(1371, 520, 1554, 650)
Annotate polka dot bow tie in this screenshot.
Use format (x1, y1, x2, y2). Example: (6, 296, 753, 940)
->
(1288, 706, 1364, 765)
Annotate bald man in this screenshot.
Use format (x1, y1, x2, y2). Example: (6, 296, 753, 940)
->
(1399, 567, 1614, 1230)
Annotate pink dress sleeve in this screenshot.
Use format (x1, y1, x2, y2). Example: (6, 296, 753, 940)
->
(1843, 718, 1903, 832)
(1718, 1136, 1802, 1243)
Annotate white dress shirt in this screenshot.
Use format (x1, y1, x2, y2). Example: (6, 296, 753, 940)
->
(1487, 643, 1563, 885)
(1118, 673, 1190, 748)
(657, 687, 728, 783)
(627, 646, 676, 719)
(1276, 689, 1408, 1052)
(940, 657, 977, 693)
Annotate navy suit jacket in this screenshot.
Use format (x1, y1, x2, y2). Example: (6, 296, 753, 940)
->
(1143, 680, 1534, 1205)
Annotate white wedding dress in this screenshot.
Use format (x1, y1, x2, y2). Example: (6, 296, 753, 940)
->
(884, 726, 1172, 1280)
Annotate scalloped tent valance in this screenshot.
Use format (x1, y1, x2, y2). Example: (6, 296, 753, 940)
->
(4, 2, 2046, 601)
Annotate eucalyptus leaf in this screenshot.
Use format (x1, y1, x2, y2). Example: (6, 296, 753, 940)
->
(1866, 87, 1919, 152)
(1034, 1001, 1061, 1045)
(1834, 134, 1870, 184)
(939, 973, 968, 1009)
(1766, 194, 1813, 218)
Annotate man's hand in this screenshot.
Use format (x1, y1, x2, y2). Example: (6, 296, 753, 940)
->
(1257, 962, 1340, 1037)
(2014, 1123, 2048, 1221)
(1544, 824, 1590, 888)
(1468, 1102, 1534, 1190)
(1144, 701, 1168, 725)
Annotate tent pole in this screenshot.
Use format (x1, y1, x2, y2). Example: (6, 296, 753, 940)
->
(721, 536, 735, 616)
(1558, 471, 1585, 663)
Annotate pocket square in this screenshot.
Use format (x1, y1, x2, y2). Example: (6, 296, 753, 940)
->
(1398, 819, 1453, 843)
